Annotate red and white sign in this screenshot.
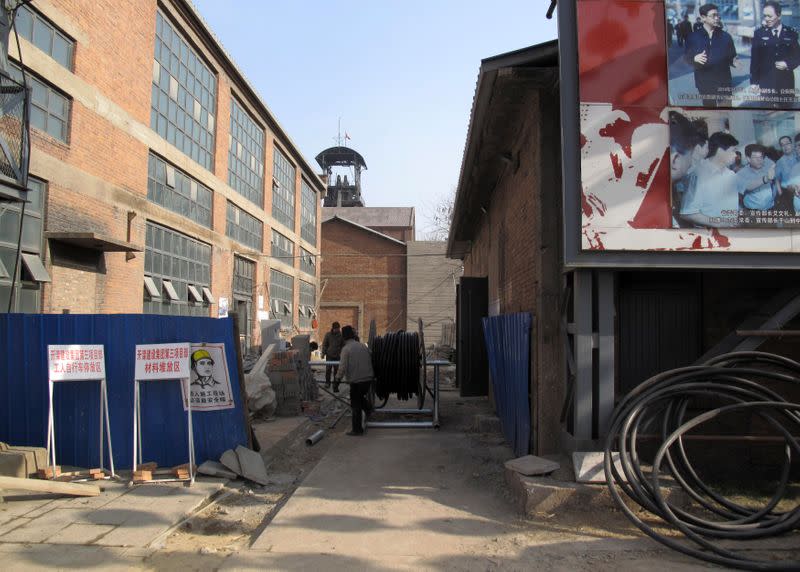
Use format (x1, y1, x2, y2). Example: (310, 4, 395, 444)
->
(135, 343, 191, 380)
(48, 344, 106, 381)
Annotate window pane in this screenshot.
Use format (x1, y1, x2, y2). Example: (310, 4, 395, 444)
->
(33, 18, 53, 54)
(52, 34, 71, 68)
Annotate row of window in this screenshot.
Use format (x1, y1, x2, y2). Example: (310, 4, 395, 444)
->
(144, 222, 315, 329)
(17, 5, 318, 245)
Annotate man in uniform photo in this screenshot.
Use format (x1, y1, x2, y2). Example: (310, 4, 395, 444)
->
(750, 1, 800, 106)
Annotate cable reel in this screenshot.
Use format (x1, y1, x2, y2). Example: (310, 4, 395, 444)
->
(368, 318, 429, 409)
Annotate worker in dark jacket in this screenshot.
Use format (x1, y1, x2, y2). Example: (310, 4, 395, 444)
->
(750, 1, 800, 106)
(321, 321, 343, 392)
(684, 4, 738, 107)
(335, 325, 374, 436)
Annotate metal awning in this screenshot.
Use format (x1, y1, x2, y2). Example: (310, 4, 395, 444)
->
(143, 276, 160, 298)
(21, 253, 50, 282)
(46, 232, 142, 252)
(188, 285, 203, 303)
(202, 287, 215, 304)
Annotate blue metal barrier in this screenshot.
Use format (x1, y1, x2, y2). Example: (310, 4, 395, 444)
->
(0, 314, 248, 469)
(482, 313, 532, 457)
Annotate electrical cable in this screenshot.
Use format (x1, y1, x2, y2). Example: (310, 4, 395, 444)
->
(371, 330, 422, 403)
(604, 351, 800, 570)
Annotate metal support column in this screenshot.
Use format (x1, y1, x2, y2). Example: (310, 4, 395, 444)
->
(573, 269, 593, 440)
(597, 271, 615, 438)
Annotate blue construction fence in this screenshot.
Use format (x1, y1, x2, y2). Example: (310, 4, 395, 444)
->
(482, 312, 532, 457)
(0, 313, 249, 469)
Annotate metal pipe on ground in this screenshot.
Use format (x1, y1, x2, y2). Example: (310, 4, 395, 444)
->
(305, 430, 325, 446)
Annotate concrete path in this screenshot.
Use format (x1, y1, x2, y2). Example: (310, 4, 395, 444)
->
(223, 426, 709, 571)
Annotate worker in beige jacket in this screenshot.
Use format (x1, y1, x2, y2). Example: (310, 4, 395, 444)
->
(335, 325, 374, 435)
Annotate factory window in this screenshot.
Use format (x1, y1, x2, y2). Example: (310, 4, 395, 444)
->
(300, 179, 317, 245)
(0, 177, 48, 313)
(147, 153, 212, 228)
(298, 280, 315, 330)
(233, 255, 255, 353)
(9, 64, 70, 143)
(272, 146, 295, 230)
(269, 268, 293, 329)
(226, 201, 262, 251)
(228, 98, 264, 206)
(299, 247, 315, 276)
(15, 5, 74, 70)
(271, 229, 293, 265)
(151, 11, 216, 170)
(143, 222, 211, 317)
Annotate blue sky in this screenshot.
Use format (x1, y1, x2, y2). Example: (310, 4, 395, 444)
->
(190, 1, 558, 237)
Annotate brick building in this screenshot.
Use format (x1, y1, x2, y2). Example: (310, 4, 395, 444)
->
(2, 0, 324, 352)
(318, 211, 410, 338)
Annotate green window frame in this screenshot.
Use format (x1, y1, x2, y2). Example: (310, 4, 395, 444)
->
(151, 11, 216, 170)
(269, 268, 293, 329)
(272, 146, 295, 229)
(226, 201, 262, 250)
(15, 5, 74, 70)
(228, 98, 264, 206)
(147, 153, 212, 228)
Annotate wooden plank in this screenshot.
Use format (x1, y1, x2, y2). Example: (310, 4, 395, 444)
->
(0, 476, 100, 497)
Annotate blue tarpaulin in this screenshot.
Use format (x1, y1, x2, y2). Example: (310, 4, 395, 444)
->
(482, 313, 532, 457)
(0, 313, 248, 469)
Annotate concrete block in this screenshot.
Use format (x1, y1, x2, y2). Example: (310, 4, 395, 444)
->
(198, 461, 237, 480)
(0, 452, 26, 478)
(220, 449, 242, 476)
(473, 414, 502, 433)
(235, 445, 269, 486)
(573, 451, 625, 483)
(8, 446, 47, 475)
(505, 455, 560, 476)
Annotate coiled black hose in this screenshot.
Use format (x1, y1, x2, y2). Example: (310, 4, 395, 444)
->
(604, 351, 800, 571)
(372, 330, 421, 402)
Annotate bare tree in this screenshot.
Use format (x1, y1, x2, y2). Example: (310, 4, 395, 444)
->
(422, 187, 455, 241)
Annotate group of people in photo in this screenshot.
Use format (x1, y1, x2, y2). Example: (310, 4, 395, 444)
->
(670, 110, 800, 228)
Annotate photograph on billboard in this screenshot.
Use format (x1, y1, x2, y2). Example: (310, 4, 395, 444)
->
(667, 1, 800, 108)
(670, 107, 800, 228)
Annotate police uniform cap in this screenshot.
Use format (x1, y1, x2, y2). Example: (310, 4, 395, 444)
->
(192, 349, 214, 364)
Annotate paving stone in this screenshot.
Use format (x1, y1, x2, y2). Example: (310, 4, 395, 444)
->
(0, 508, 74, 543)
(198, 460, 237, 480)
(0, 517, 28, 538)
(573, 451, 625, 483)
(220, 449, 243, 475)
(47, 523, 115, 544)
(0, 542, 136, 570)
(235, 446, 269, 485)
(505, 455, 560, 476)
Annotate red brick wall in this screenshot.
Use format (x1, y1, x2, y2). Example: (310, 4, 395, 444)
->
(320, 219, 406, 338)
(461, 90, 564, 455)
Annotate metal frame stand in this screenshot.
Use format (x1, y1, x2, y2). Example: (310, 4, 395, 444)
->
(47, 376, 116, 478)
(131, 377, 195, 486)
(367, 360, 450, 429)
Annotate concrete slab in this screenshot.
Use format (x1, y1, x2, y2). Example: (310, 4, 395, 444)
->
(504, 455, 560, 476)
(198, 460, 237, 479)
(0, 542, 138, 570)
(573, 451, 625, 483)
(235, 446, 269, 486)
(220, 449, 242, 475)
(47, 523, 115, 544)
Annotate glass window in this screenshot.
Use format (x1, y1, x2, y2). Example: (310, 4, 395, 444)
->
(271, 229, 293, 264)
(0, 177, 47, 313)
(147, 153, 212, 228)
(272, 146, 295, 229)
(269, 268, 293, 329)
(228, 98, 264, 206)
(16, 5, 74, 70)
(144, 222, 211, 316)
(151, 11, 216, 170)
(300, 179, 317, 245)
(9, 64, 71, 144)
(299, 246, 315, 276)
(299, 280, 315, 330)
(226, 201, 262, 250)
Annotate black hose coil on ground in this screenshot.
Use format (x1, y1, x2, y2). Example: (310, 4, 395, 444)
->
(371, 330, 421, 402)
(604, 351, 800, 571)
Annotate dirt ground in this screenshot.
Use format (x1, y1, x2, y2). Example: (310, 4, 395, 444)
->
(141, 374, 799, 571)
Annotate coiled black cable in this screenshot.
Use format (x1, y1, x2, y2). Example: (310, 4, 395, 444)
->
(604, 351, 800, 570)
(372, 330, 421, 402)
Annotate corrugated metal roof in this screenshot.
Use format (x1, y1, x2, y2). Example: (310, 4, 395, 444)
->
(322, 207, 415, 228)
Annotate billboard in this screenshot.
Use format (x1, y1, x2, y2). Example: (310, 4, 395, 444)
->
(570, 0, 800, 257)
